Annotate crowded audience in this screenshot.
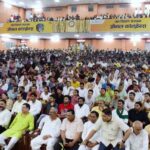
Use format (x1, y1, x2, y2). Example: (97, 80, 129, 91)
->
(0, 47, 149, 150)
(7, 6, 150, 23)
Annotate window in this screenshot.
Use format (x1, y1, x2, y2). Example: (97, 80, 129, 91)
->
(88, 4, 94, 12)
(119, 4, 129, 8)
(43, 7, 51, 12)
(55, 7, 63, 11)
(106, 4, 114, 9)
(71, 5, 77, 12)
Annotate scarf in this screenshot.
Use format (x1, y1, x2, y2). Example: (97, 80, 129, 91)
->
(116, 109, 128, 119)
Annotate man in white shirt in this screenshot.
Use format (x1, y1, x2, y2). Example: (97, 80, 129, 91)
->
(31, 107, 61, 150)
(11, 93, 26, 115)
(78, 111, 100, 150)
(143, 92, 150, 111)
(85, 90, 95, 108)
(54, 109, 83, 150)
(77, 83, 87, 98)
(133, 85, 144, 102)
(40, 86, 51, 102)
(0, 100, 11, 133)
(125, 92, 136, 111)
(112, 100, 128, 124)
(83, 108, 132, 150)
(126, 121, 149, 150)
(28, 93, 42, 117)
(74, 97, 90, 122)
(63, 81, 74, 96)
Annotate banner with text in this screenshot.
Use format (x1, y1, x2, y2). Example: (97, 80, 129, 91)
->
(90, 18, 150, 32)
(0, 20, 90, 34)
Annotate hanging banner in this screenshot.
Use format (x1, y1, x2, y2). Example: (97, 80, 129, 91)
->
(90, 18, 150, 32)
(0, 20, 90, 34)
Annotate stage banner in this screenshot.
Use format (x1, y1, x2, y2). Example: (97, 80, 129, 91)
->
(0, 22, 53, 34)
(0, 20, 91, 34)
(90, 18, 150, 32)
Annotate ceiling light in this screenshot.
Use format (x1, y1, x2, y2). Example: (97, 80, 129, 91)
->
(55, 0, 60, 2)
(96, 34, 101, 37)
(104, 35, 114, 42)
(119, 34, 124, 37)
(1, 34, 11, 38)
(74, 34, 80, 38)
(50, 35, 60, 42)
(144, 33, 149, 37)
(29, 36, 39, 42)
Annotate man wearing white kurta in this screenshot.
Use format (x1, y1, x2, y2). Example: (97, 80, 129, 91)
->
(31, 107, 61, 150)
(0, 100, 11, 133)
(11, 93, 26, 115)
(78, 111, 100, 150)
(74, 97, 90, 119)
(28, 93, 42, 116)
(126, 121, 149, 150)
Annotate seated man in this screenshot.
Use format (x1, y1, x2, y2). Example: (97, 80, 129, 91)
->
(54, 109, 83, 150)
(28, 92, 42, 117)
(112, 100, 128, 124)
(79, 111, 100, 150)
(0, 100, 11, 133)
(0, 103, 34, 150)
(128, 102, 149, 127)
(31, 107, 61, 150)
(58, 95, 74, 119)
(126, 121, 149, 150)
(11, 93, 26, 115)
(74, 97, 90, 122)
(83, 108, 132, 150)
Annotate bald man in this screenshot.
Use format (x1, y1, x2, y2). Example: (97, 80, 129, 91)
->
(125, 121, 149, 150)
(31, 107, 61, 150)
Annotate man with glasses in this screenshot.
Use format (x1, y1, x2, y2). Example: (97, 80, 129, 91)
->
(31, 107, 61, 150)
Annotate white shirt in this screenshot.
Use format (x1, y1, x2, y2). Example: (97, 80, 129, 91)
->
(77, 88, 87, 98)
(40, 92, 51, 101)
(63, 86, 74, 96)
(1, 83, 8, 91)
(94, 116, 129, 147)
(112, 109, 128, 124)
(135, 92, 144, 102)
(38, 115, 61, 138)
(85, 95, 95, 107)
(74, 104, 90, 119)
(0, 109, 11, 128)
(141, 86, 149, 94)
(126, 130, 148, 150)
(144, 102, 150, 110)
(11, 100, 26, 114)
(28, 100, 42, 116)
(82, 121, 100, 142)
(125, 99, 135, 111)
(61, 117, 83, 140)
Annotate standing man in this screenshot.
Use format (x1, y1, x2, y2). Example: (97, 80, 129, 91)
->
(83, 108, 132, 150)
